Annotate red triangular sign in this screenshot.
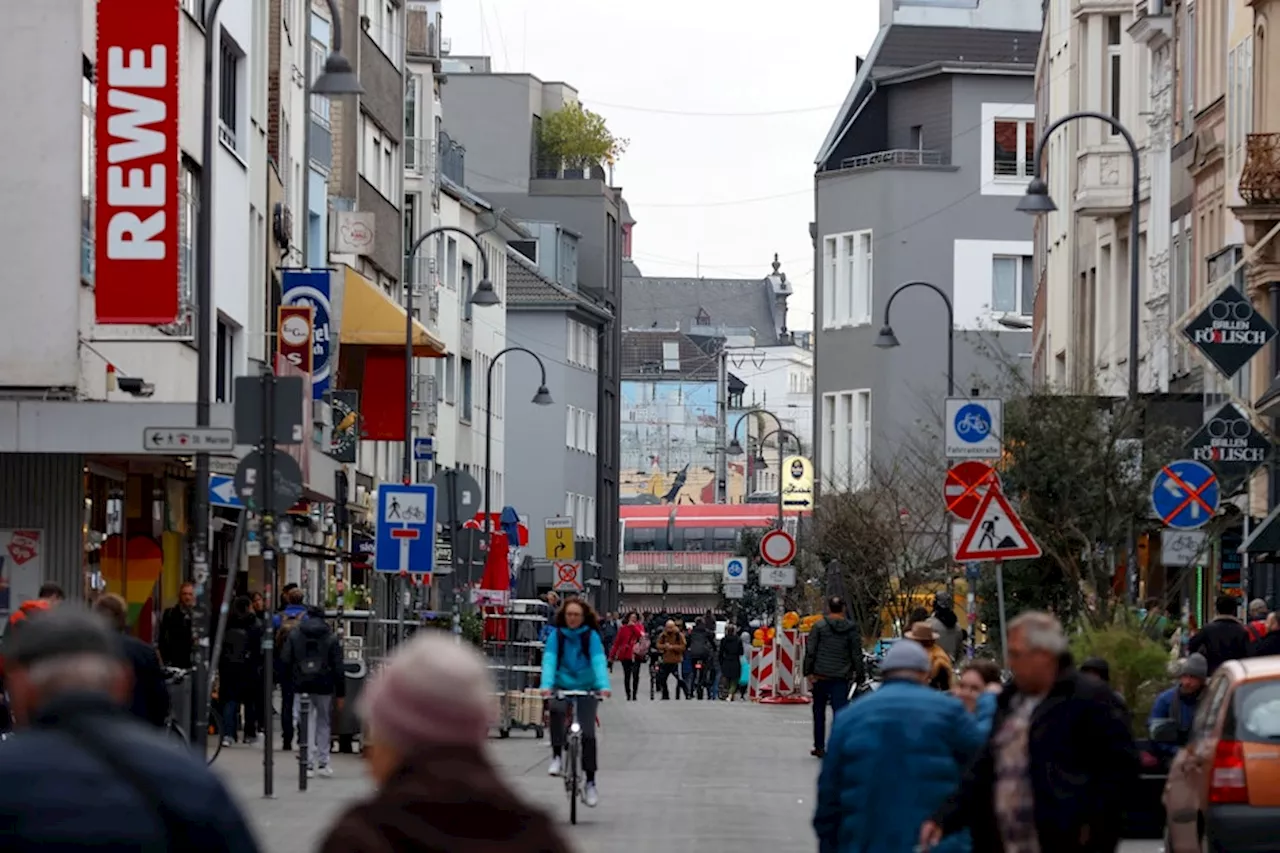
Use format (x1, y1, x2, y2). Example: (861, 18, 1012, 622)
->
(955, 484, 1042, 561)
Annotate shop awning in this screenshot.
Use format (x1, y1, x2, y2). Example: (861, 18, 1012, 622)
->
(339, 265, 446, 357)
(1241, 503, 1280, 555)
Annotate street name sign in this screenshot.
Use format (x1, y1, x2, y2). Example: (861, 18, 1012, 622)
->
(143, 427, 234, 453)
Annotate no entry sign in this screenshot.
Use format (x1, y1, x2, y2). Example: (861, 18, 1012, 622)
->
(944, 461, 1002, 520)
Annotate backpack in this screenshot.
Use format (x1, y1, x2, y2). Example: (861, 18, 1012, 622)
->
(223, 626, 250, 665)
(1248, 620, 1267, 643)
(297, 634, 330, 682)
(276, 611, 303, 651)
(633, 631, 651, 659)
(554, 629, 592, 673)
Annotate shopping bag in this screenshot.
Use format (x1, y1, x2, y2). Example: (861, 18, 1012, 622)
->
(738, 657, 749, 688)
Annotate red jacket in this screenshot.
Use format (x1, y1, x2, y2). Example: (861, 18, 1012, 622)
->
(609, 623, 645, 661)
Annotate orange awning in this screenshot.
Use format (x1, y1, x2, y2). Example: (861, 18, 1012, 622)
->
(339, 265, 446, 357)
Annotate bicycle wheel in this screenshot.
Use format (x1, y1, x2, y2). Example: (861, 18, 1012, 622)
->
(567, 738, 579, 825)
(205, 706, 224, 766)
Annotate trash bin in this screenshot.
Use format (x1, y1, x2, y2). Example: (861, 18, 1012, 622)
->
(333, 657, 368, 752)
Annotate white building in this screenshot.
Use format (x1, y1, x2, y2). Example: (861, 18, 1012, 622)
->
(725, 342, 814, 495)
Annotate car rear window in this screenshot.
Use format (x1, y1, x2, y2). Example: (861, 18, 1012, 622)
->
(1225, 680, 1280, 743)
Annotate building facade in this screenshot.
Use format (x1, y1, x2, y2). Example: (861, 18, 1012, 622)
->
(812, 6, 1039, 490)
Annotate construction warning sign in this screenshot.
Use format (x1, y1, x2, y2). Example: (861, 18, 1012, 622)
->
(954, 483, 1042, 562)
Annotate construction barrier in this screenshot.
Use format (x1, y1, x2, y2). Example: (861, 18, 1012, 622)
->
(760, 629, 810, 705)
(748, 646, 768, 700)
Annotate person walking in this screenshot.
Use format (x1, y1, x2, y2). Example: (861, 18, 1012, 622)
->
(539, 598, 610, 808)
(608, 611, 647, 701)
(1245, 598, 1270, 644)
(1147, 653, 1207, 756)
(803, 596, 864, 758)
(1188, 594, 1251, 675)
(218, 596, 264, 747)
(279, 605, 345, 777)
(655, 619, 686, 700)
(1079, 656, 1132, 730)
(1251, 611, 1280, 656)
(273, 587, 308, 751)
(0, 607, 260, 851)
(600, 612, 619, 674)
(814, 639, 985, 852)
(157, 582, 196, 669)
(93, 593, 169, 728)
(906, 621, 955, 691)
(717, 623, 744, 701)
(919, 612, 1137, 853)
(927, 591, 964, 662)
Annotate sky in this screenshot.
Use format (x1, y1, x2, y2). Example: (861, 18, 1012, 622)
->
(442, 0, 878, 332)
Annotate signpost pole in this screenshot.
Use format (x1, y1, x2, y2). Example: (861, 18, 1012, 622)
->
(774, 584, 784, 697)
(995, 560, 1009, 666)
(261, 369, 277, 799)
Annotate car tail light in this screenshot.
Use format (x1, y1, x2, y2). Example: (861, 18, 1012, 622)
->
(1209, 740, 1249, 804)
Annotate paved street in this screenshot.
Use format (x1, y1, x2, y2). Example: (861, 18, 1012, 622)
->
(215, 678, 1165, 852)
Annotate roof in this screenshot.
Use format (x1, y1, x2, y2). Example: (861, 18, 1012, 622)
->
(815, 24, 1041, 167)
(505, 249, 611, 320)
(621, 329, 721, 380)
(622, 271, 787, 347)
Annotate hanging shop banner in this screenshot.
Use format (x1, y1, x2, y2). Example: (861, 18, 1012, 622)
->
(282, 269, 340, 399)
(277, 305, 315, 374)
(781, 455, 814, 512)
(1185, 402, 1273, 491)
(1181, 284, 1278, 379)
(94, 0, 180, 324)
(328, 390, 360, 464)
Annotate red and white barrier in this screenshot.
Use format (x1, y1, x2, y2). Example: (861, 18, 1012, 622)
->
(760, 629, 810, 704)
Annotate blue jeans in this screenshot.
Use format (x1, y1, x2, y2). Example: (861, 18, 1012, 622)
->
(811, 678, 850, 751)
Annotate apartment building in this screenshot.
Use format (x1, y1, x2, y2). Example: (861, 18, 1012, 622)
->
(812, 0, 1039, 490)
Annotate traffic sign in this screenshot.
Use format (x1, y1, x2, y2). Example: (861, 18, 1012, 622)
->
(724, 582, 745, 599)
(1181, 283, 1278, 379)
(412, 437, 434, 461)
(143, 427, 234, 453)
(545, 516, 575, 560)
(1185, 402, 1272, 491)
(944, 398, 1002, 460)
(760, 565, 796, 587)
(233, 450, 304, 514)
(724, 556, 747, 583)
(553, 560, 583, 592)
(1150, 459, 1220, 531)
(429, 468, 483, 525)
(209, 474, 241, 509)
(374, 483, 437, 576)
(955, 484, 1041, 561)
(944, 461, 1002, 520)
(759, 529, 796, 566)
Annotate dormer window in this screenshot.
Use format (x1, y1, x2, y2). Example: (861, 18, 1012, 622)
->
(696, 307, 711, 325)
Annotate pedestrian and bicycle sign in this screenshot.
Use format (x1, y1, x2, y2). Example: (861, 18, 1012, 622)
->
(944, 461, 1002, 520)
(374, 483, 437, 576)
(954, 483, 1041, 561)
(1150, 459, 1220, 531)
(553, 560, 583, 592)
(944, 398, 1002, 460)
(723, 556, 747, 583)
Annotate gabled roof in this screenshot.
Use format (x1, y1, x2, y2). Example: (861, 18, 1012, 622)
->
(621, 329, 720, 380)
(506, 249, 612, 321)
(622, 273, 786, 347)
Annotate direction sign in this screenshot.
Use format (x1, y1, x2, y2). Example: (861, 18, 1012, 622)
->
(944, 398, 1002, 460)
(545, 516, 575, 560)
(724, 556, 747, 583)
(724, 582, 745, 599)
(374, 483, 437, 576)
(944, 461, 1002, 520)
(209, 474, 241, 509)
(955, 484, 1041, 561)
(1181, 283, 1278, 379)
(1150, 459, 1220, 531)
(759, 529, 796, 567)
(233, 450, 304, 514)
(553, 560, 584, 592)
(1185, 402, 1272, 491)
(760, 565, 796, 587)
(143, 427, 234, 453)
(412, 437, 434, 461)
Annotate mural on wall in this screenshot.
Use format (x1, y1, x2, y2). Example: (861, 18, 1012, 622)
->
(620, 380, 746, 504)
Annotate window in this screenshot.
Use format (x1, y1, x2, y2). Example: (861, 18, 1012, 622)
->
(820, 390, 871, 491)
(1184, 1, 1197, 122)
(662, 340, 680, 371)
(1227, 37, 1255, 181)
(459, 357, 473, 421)
(1106, 16, 1123, 133)
(176, 161, 199, 331)
(993, 118, 1035, 178)
(445, 238, 458, 290)
(566, 319, 597, 370)
(181, 0, 206, 23)
(218, 32, 245, 154)
(566, 406, 578, 449)
(1171, 217, 1192, 373)
(81, 66, 96, 281)
(405, 75, 421, 171)
(992, 256, 1034, 315)
(586, 411, 597, 455)
(360, 0, 402, 68)
(821, 230, 873, 328)
(310, 21, 330, 126)
(462, 260, 474, 320)
(360, 112, 399, 200)
(215, 320, 234, 402)
(440, 354, 456, 404)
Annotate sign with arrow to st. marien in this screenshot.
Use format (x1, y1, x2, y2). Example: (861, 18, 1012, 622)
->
(1185, 402, 1272, 492)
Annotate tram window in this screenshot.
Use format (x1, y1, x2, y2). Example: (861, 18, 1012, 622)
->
(711, 527, 737, 551)
(629, 528, 656, 551)
(681, 528, 706, 551)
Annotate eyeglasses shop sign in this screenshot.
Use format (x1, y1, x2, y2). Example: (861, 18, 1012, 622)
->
(1185, 402, 1273, 487)
(1181, 284, 1278, 379)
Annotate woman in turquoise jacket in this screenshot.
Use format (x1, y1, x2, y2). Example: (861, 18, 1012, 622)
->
(539, 598, 611, 808)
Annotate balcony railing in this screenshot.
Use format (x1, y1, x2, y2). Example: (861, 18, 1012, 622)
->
(838, 149, 946, 171)
(1239, 133, 1280, 206)
(621, 551, 736, 572)
(438, 130, 465, 185)
(533, 156, 608, 181)
(405, 136, 437, 179)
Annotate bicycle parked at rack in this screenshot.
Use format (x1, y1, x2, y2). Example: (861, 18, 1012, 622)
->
(162, 667, 223, 765)
(552, 689, 602, 825)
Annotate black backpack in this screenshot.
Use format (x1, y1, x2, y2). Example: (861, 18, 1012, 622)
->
(223, 626, 250, 665)
(296, 633, 332, 687)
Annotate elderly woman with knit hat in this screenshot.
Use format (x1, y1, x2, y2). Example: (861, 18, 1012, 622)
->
(318, 633, 572, 853)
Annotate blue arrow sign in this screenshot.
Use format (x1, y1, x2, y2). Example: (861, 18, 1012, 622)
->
(413, 437, 434, 461)
(374, 483, 437, 575)
(210, 474, 241, 509)
(1151, 459, 1220, 531)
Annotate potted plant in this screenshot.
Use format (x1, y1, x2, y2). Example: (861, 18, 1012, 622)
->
(538, 102, 627, 178)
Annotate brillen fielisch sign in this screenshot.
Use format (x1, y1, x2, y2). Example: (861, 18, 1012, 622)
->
(1185, 402, 1272, 492)
(1181, 284, 1278, 379)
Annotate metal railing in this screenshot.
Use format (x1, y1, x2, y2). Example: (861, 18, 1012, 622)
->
(404, 136, 437, 179)
(533, 156, 607, 181)
(838, 149, 946, 171)
(621, 551, 737, 572)
(1240, 133, 1280, 206)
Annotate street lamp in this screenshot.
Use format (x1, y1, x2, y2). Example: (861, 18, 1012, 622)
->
(733, 427, 802, 495)
(728, 409, 788, 528)
(191, 0, 359, 755)
(875, 281, 956, 396)
(402, 226, 500, 485)
(1019, 110, 1141, 402)
(996, 314, 1033, 331)
(484, 347, 554, 531)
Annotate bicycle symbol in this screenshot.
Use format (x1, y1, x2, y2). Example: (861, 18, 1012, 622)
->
(953, 403, 992, 443)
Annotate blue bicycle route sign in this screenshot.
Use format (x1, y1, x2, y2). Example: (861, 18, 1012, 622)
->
(944, 397, 1003, 460)
(1150, 459, 1220, 531)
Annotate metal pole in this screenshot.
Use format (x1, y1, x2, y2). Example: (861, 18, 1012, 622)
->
(882, 281, 955, 396)
(481, 346, 550, 532)
(261, 369, 277, 798)
(300, 11, 312, 269)
(206, 510, 247, 709)
(716, 350, 728, 504)
(448, 470, 462, 641)
(995, 560, 1009, 666)
(776, 428, 785, 531)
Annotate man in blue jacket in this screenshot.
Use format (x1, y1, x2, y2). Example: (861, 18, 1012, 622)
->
(1149, 652, 1207, 755)
(814, 639, 984, 853)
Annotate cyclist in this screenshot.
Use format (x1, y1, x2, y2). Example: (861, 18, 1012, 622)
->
(686, 616, 716, 700)
(539, 598, 610, 807)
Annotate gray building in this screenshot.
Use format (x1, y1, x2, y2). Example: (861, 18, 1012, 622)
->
(440, 59, 626, 603)
(503, 239, 614, 604)
(812, 22, 1039, 490)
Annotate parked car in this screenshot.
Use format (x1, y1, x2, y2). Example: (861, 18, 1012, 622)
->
(1161, 657, 1280, 852)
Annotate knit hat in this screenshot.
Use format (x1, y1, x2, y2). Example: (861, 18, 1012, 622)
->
(359, 632, 495, 751)
(1079, 657, 1111, 683)
(1181, 653, 1209, 680)
(880, 639, 931, 675)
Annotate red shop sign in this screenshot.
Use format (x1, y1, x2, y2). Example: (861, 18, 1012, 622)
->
(95, 0, 180, 324)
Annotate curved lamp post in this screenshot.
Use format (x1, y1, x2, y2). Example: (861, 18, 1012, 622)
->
(402, 226, 501, 484)
(874, 281, 955, 396)
(731, 426, 802, 500)
(1018, 110, 1141, 402)
(191, 0, 361, 759)
(484, 347, 554, 532)
(727, 409, 787, 528)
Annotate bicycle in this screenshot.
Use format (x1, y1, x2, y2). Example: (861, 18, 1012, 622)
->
(955, 411, 990, 437)
(648, 654, 660, 700)
(163, 667, 224, 766)
(552, 690, 602, 825)
(692, 660, 714, 700)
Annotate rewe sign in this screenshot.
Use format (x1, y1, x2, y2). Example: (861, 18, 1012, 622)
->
(95, 0, 179, 325)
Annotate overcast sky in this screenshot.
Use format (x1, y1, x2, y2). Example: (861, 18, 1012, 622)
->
(442, 0, 878, 331)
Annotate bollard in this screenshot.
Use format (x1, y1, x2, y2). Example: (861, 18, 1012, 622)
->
(297, 693, 310, 791)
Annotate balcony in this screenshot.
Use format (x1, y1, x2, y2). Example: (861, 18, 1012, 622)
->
(438, 130, 465, 185)
(533, 155, 608, 181)
(836, 149, 947, 171)
(406, 7, 441, 66)
(405, 136, 437, 181)
(1239, 133, 1280, 208)
(1074, 147, 1135, 217)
